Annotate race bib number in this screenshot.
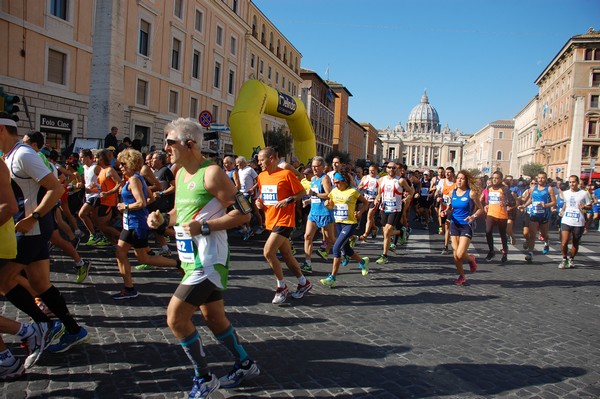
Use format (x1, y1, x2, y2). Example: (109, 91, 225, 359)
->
(122, 211, 129, 230)
(311, 195, 321, 204)
(565, 211, 580, 220)
(420, 187, 429, 196)
(333, 203, 349, 221)
(443, 195, 451, 205)
(365, 188, 377, 198)
(174, 226, 195, 263)
(261, 185, 278, 206)
(488, 192, 501, 205)
(532, 201, 545, 215)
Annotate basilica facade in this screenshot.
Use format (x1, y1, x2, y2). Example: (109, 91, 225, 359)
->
(378, 92, 466, 171)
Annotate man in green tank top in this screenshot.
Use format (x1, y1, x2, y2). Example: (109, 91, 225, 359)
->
(148, 118, 259, 399)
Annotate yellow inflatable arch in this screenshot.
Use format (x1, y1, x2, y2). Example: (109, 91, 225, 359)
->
(229, 80, 316, 164)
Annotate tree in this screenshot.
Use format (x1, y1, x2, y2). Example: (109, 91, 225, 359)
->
(467, 168, 482, 177)
(325, 149, 351, 165)
(522, 162, 545, 178)
(263, 126, 292, 160)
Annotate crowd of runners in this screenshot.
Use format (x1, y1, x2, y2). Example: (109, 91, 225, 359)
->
(1, 114, 599, 398)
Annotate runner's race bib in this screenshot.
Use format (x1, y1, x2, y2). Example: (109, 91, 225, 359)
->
(261, 185, 278, 206)
(488, 192, 501, 205)
(333, 203, 349, 221)
(174, 225, 195, 263)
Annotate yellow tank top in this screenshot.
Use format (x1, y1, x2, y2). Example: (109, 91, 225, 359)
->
(0, 158, 17, 259)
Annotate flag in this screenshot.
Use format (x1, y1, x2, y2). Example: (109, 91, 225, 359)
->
(543, 102, 548, 119)
(535, 129, 543, 142)
(327, 88, 334, 102)
(324, 65, 330, 79)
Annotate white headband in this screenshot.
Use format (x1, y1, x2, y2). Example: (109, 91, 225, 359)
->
(0, 118, 17, 127)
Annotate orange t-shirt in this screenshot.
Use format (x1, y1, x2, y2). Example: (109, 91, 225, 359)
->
(440, 179, 457, 210)
(486, 186, 508, 219)
(99, 167, 118, 207)
(257, 168, 304, 230)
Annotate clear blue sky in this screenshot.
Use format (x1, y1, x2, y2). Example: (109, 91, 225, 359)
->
(253, 0, 598, 134)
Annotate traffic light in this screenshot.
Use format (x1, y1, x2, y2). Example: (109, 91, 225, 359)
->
(1, 87, 20, 122)
(203, 131, 218, 141)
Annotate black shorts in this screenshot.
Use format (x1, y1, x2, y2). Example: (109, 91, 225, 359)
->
(271, 226, 293, 238)
(85, 196, 101, 207)
(16, 234, 51, 264)
(174, 279, 223, 307)
(98, 204, 117, 218)
(507, 208, 517, 221)
(529, 215, 549, 225)
(381, 212, 401, 227)
(119, 228, 149, 248)
(561, 224, 584, 240)
(450, 222, 473, 238)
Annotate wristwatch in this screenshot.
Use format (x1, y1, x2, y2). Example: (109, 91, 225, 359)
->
(200, 222, 211, 236)
(32, 212, 41, 220)
(286, 196, 294, 204)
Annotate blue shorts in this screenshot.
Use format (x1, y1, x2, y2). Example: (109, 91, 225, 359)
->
(593, 204, 600, 213)
(308, 213, 334, 228)
(450, 222, 473, 239)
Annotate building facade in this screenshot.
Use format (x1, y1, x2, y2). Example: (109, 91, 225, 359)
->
(379, 91, 465, 170)
(360, 122, 384, 166)
(462, 120, 514, 176)
(534, 27, 600, 180)
(299, 68, 335, 158)
(0, 0, 302, 156)
(511, 95, 538, 178)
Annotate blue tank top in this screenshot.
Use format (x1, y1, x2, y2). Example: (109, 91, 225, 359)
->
(450, 188, 472, 225)
(529, 185, 550, 217)
(309, 175, 333, 217)
(556, 192, 565, 212)
(122, 174, 149, 233)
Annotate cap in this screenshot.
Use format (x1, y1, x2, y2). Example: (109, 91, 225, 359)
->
(106, 146, 116, 151)
(423, 171, 430, 175)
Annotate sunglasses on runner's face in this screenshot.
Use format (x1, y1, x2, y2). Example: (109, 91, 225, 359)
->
(387, 166, 397, 170)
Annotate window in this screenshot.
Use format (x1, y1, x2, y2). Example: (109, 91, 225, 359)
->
(228, 70, 235, 95)
(212, 105, 219, 124)
(450, 150, 456, 162)
(267, 66, 272, 80)
(48, 49, 66, 85)
(190, 97, 198, 118)
(214, 62, 221, 88)
(168, 90, 179, 114)
(174, 0, 183, 19)
(194, 10, 203, 32)
(585, 49, 594, 60)
(275, 71, 279, 84)
(230, 36, 237, 56)
(593, 72, 600, 87)
(216, 26, 223, 46)
(592, 145, 599, 158)
(259, 60, 264, 75)
(192, 50, 201, 79)
(50, 0, 68, 20)
(136, 79, 148, 106)
(496, 151, 503, 161)
(250, 54, 255, 69)
(588, 120, 598, 137)
(282, 76, 285, 88)
(139, 20, 150, 56)
(232, 0, 238, 13)
(171, 38, 181, 70)
(498, 131, 504, 139)
(591, 95, 599, 108)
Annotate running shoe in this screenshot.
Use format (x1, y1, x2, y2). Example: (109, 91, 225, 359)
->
(95, 236, 111, 246)
(48, 326, 89, 353)
(538, 233, 544, 241)
(468, 254, 477, 273)
(525, 252, 533, 263)
(290, 246, 297, 256)
(485, 251, 495, 261)
(542, 243, 550, 255)
(300, 261, 312, 275)
(253, 226, 265, 235)
(74, 229, 85, 239)
(242, 228, 253, 241)
(112, 288, 139, 300)
(218, 359, 260, 389)
(22, 322, 49, 369)
(315, 248, 328, 260)
(291, 280, 312, 299)
(454, 275, 467, 285)
(558, 258, 568, 269)
(349, 236, 357, 249)
(75, 260, 91, 284)
(319, 274, 336, 288)
(500, 252, 508, 263)
(376, 254, 389, 264)
(71, 236, 81, 250)
(85, 233, 101, 246)
(35, 297, 55, 318)
(370, 228, 377, 239)
(341, 255, 350, 267)
(510, 236, 516, 246)
(389, 243, 397, 253)
(46, 321, 65, 346)
(189, 373, 219, 399)
(522, 241, 529, 251)
(158, 248, 172, 257)
(567, 258, 575, 269)
(438, 227, 444, 235)
(0, 357, 24, 381)
(135, 263, 152, 270)
(359, 257, 369, 276)
(271, 285, 288, 304)
(441, 246, 450, 255)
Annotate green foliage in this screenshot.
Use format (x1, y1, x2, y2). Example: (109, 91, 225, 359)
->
(263, 127, 292, 160)
(522, 162, 545, 178)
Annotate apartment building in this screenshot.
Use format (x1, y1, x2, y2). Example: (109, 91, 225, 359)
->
(299, 68, 335, 157)
(510, 95, 538, 178)
(360, 122, 384, 167)
(462, 120, 514, 176)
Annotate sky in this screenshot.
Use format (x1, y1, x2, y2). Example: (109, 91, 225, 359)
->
(253, 0, 599, 134)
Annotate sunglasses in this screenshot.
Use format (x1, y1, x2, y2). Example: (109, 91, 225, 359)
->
(165, 138, 181, 146)
(387, 166, 397, 170)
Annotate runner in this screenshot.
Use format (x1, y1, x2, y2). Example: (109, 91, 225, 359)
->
(235, 156, 259, 240)
(436, 167, 457, 254)
(148, 118, 259, 398)
(558, 175, 591, 269)
(431, 166, 446, 234)
(415, 170, 433, 229)
(301, 156, 335, 275)
(482, 171, 516, 263)
(255, 147, 312, 304)
(440, 170, 483, 285)
(78, 149, 105, 246)
(320, 168, 369, 287)
(358, 165, 380, 240)
(519, 172, 556, 263)
(503, 175, 520, 245)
